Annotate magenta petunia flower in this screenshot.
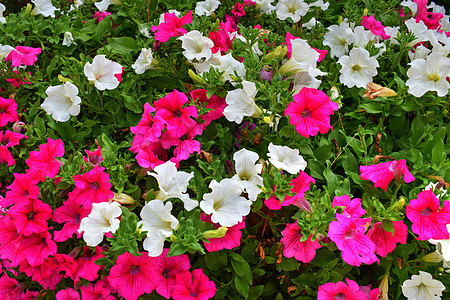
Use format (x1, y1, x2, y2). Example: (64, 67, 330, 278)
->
(71, 165, 114, 210)
(285, 87, 339, 138)
(108, 251, 159, 300)
(318, 278, 368, 300)
(56, 288, 80, 300)
(152, 11, 193, 43)
(67, 246, 105, 282)
(367, 221, 408, 257)
(3, 172, 40, 207)
(25, 138, 64, 180)
(360, 159, 415, 192)
(231, 2, 245, 17)
(130, 103, 165, 152)
(172, 269, 216, 300)
(80, 281, 116, 300)
(52, 197, 90, 242)
(84, 146, 104, 166)
(4, 46, 41, 67)
(0, 97, 18, 128)
(153, 248, 191, 298)
(328, 214, 379, 266)
(361, 15, 391, 39)
(154, 90, 198, 138)
(332, 195, 366, 218)
(135, 142, 166, 169)
(406, 189, 450, 240)
(0, 129, 25, 166)
(19, 254, 67, 289)
(0, 216, 24, 266)
(8, 198, 53, 235)
(190, 89, 226, 126)
(281, 222, 321, 263)
(18, 231, 57, 266)
(201, 214, 246, 252)
(0, 273, 21, 299)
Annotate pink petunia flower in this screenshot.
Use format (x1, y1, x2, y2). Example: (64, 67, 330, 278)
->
(84, 146, 103, 166)
(94, 11, 111, 23)
(135, 142, 166, 170)
(190, 89, 226, 126)
(231, 2, 246, 17)
(130, 103, 165, 152)
(25, 138, 64, 180)
(318, 278, 368, 300)
(281, 222, 321, 263)
(0, 97, 18, 128)
(172, 269, 216, 300)
(19, 254, 67, 289)
(367, 221, 408, 257)
(0, 130, 27, 166)
(0, 273, 21, 299)
(152, 11, 193, 43)
(361, 15, 391, 39)
(201, 214, 246, 252)
(8, 198, 53, 235)
(153, 248, 191, 298)
(52, 197, 90, 242)
(208, 22, 234, 54)
(285, 87, 339, 138)
(0, 216, 24, 266)
(66, 246, 104, 282)
(328, 214, 379, 266)
(5, 70, 32, 88)
(406, 189, 450, 240)
(265, 171, 315, 211)
(56, 288, 80, 300)
(18, 231, 57, 266)
(4, 46, 41, 67)
(80, 281, 116, 300)
(154, 90, 198, 138)
(108, 251, 159, 300)
(2, 172, 40, 207)
(332, 195, 366, 218)
(70, 165, 114, 210)
(360, 159, 415, 192)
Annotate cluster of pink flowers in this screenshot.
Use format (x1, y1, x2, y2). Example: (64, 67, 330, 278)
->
(131, 89, 225, 169)
(0, 96, 25, 166)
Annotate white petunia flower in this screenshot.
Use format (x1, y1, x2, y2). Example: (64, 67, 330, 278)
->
(84, 55, 123, 91)
(147, 161, 197, 211)
(310, 0, 329, 10)
(323, 21, 354, 58)
(254, 0, 275, 13)
(138, 200, 179, 257)
(223, 81, 259, 124)
(178, 30, 214, 63)
(401, 271, 446, 300)
(302, 17, 318, 29)
(78, 201, 122, 246)
(276, 0, 309, 23)
(195, 0, 220, 16)
(0, 3, 6, 24)
(31, 0, 57, 17)
(279, 38, 319, 76)
(232, 148, 263, 202)
(401, 0, 418, 16)
(351, 26, 372, 48)
(132, 48, 157, 74)
(41, 82, 81, 122)
(217, 52, 246, 84)
(200, 178, 252, 227)
(406, 52, 450, 97)
(95, 0, 121, 12)
(405, 18, 428, 46)
(267, 143, 307, 174)
(337, 47, 379, 88)
(291, 66, 326, 94)
(408, 44, 431, 61)
(0, 44, 14, 60)
(62, 32, 76, 47)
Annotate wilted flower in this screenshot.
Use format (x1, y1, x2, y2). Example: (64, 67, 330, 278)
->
(363, 82, 397, 99)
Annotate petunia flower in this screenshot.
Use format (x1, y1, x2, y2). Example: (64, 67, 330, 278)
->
(0, 130, 27, 167)
(318, 278, 368, 300)
(402, 271, 445, 300)
(25, 138, 64, 180)
(323, 21, 354, 58)
(31, 0, 57, 17)
(84, 146, 103, 166)
(367, 221, 408, 257)
(0, 44, 14, 60)
(84, 55, 123, 90)
(337, 47, 379, 88)
(279, 38, 319, 76)
(152, 11, 193, 43)
(406, 189, 450, 240)
(200, 178, 252, 227)
(130, 103, 165, 152)
(195, 0, 221, 16)
(267, 143, 307, 174)
(78, 201, 122, 246)
(108, 251, 159, 300)
(0, 97, 18, 127)
(2, 172, 40, 207)
(56, 288, 80, 300)
(62, 32, 76, 46)
(223, 80, 259, 124)
(138, 200, 179, 257)
(360, 159, 415, 191)
(67, 246, 104, 282)
(285, 87, 339, 138)
(190, 89, 226, 126)
(281, 222, 321, 263)
(178, 30, 214, 63)
(0, 4, 5, 24)
(41, 81, 81, 122)
(361, 15, 391, 39)
(231, 148, 263, 201)
(201, 214, 246, 252)
(275, 0, 309, 23)
(52, 197, 90, 242)
(80, 280, 116, 300)
(132, 48, 157, 74)
(18, 231, 57, 266)
(172, 269, 216, 300)
(8, 198, 53, 235)
(332, 195, 366, 218)
(0, 273, 22, 300)
(5, 46, 41, 67)
(95, 0, 121, 12)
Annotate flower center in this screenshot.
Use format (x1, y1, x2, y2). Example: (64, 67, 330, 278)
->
(27, 212, 35, 221)
(334, 293, 346, 300)
(301, 108, 312, 118)
(90, 182, 100, 190)
(89, 154, 101, 165)
(173, 109, 182, 118)
(1, 136, 11, 145)
(0, 108, 5, 113)
(352, 64, 361, 71)
(74, 213, 81, 224)
(190, 292, 199, 297)
(162, 269, 170, 278)
(420, 207, 433, 216)
(427, 73, 440, 82)
(345, 228, 355, 240)
(130, 265, 141, 275)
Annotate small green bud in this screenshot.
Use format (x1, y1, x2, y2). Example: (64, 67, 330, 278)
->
(188, 69, 205, 84)
(170, 234, 178, 242)
(392, 197, 406, 210)
(24, 3, 33, 18)
(203, 226, 228, 239)
(58, 75, 73, 84)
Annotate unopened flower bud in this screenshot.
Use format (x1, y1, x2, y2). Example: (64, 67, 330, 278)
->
(58, 75, 73, 83)
(203, 226, 228, 239)
(421, 251, 444, 263)
(265, 45, 283, 60)
(338, 16, 343, 24)
(112, 193, 135, 205)
(12, 121, 26, 133)
(392, 197, 406, 210)
(23, 3, 32, 18)
(378, 274, 389, 300)
(170, 234, 178, 242)
(363, 8, 368, 17)
(188, 69, 205, 84)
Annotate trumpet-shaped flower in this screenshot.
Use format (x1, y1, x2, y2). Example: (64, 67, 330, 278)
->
(0, 4, 6, 24)
(367, 221, 408, 257)
(332, 195, 366, 218)
(267, 143, 307, 174)
(406, 190, 450, 240)
(276, 0, 309, 23)
(323, 21, 354, 58)
(361, 15, 391, 39)
(281, 222, 321, 263)
(130, 103, 165, 152)
(406, 52, 450, 97)
(52, 198, 90, 242)
(41, 82, 81, 122)
(195, 0, 220, 16)
(78, 201, 122, 246)
(223, 81, 259, 124)
(3, 172, 40, 207)
(31, 0, 57, 17)
(148, 161, 197, 211)
(360, 159, 415, 191)
(0, 44, 14, 60)
(0, 97, 18, 128)
(318, 278, 368, 300)
(0, 130, 27, 167)
(402, 271, 445, 300)
(178, 30, 214, 63)
(190, 89, 226, 126)
(338, 47, 379, 88)
(152, 11, 193, 43)
(231, 148, 263, 201)
(62, 32, 76, 47)
(25, 138, 64, 180)
(84, 55, 123, 90)
(132, 48, 157, 74)
(138, 200, 179, 257)
(200, 178, 252, 227)
(5, 46, 41, 68)
(9, 198, 53, 235)
(285, 87, 339, 138)
(172, 269, 216, 300)
(279, 38, 319, 76)
(95, 0, 121, 12)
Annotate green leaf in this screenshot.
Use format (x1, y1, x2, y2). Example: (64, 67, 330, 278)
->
(280, 257, 300, 271)
(230, 253, 252, 284)
(431, 139, 444, 166)
(108, 37, 139, 53)
(382, 219, 395, 235)
(234, 276, 249, 298)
